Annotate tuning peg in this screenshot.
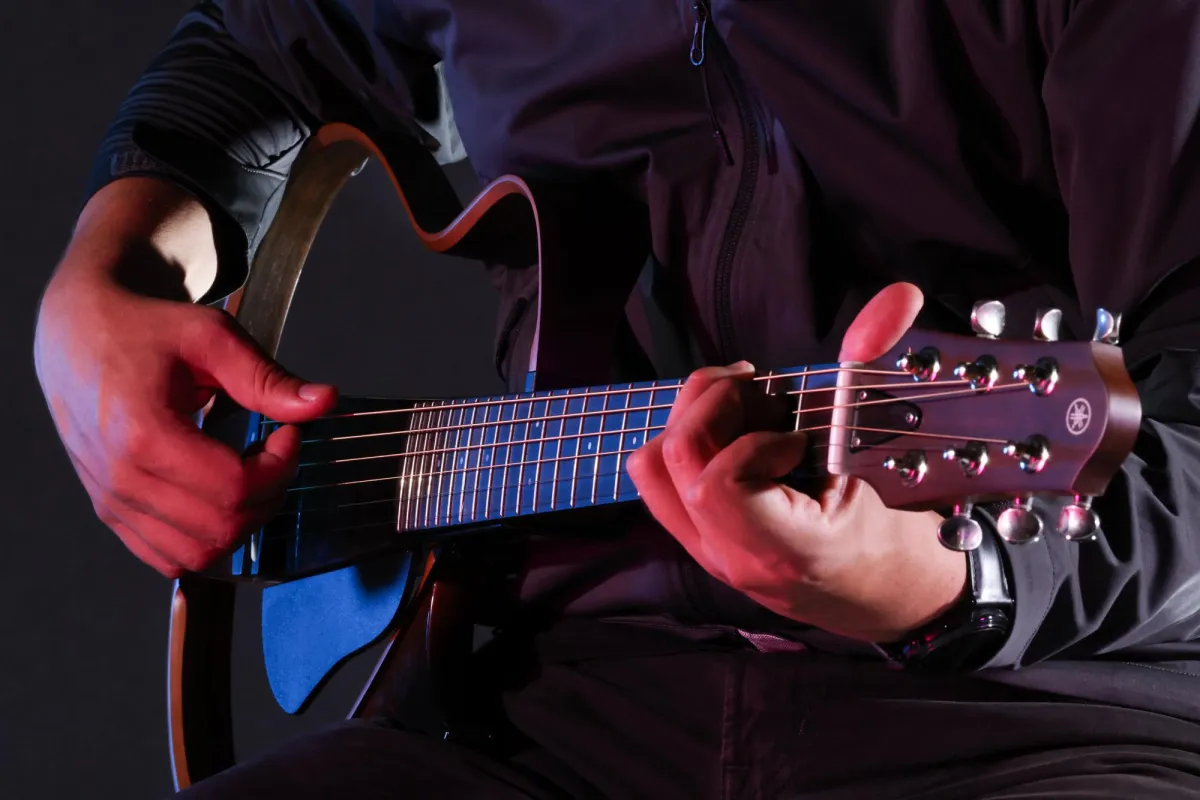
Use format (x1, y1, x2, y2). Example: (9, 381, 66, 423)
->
(1012, 357, 1059, 396)
(1002, 435, 1051, 473)
(953, 355, 1000, 391)
(938, 503, 984, 551)
(942, 441, 989, 477)
(970, 300, 1006, 339)
(897, 346, 941, 382)
(882, 450, 928, 487)
(1033, 308, 1062, 342)
(996, 497, 1043, 544)
(1057, 495, 1100, 541)
(1092, 308, 1122, 344)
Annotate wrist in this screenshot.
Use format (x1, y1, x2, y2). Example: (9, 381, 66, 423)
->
(876, 515, 1013, 672)
(871, 509, 969, 642)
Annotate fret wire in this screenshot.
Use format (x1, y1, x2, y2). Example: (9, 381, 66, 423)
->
(423, 402, 442, 529)
(613, 385, 630, 501)
(516, 395, 531, 515)
(568, 389, 580, 508)
(405, 403, 422, 530)
(530, 392, 547, 514)
(484, 397, 503, 520)
(472, 398, 488, 521)
(441, 401, 458, 525)
(591, 389, 610, 507)
(440, 402, 454, 526)
(641, 380, 658, 485)
(404, 403, 423, 531)
(413, 403, 427, 529)
(795, 368, 808, 432)
(459, 400, 477, 525)
(499, 395, 515, 519)
(423, 403, 437, 529)
(451, 401, 468, 525)
(440, 402, 454, 525)
(547, 391, 559, 510)
(396, 404, 411, 532)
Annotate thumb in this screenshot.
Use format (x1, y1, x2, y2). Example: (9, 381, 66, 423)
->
(184, 311, 338, 422)
(839, 282, 924, 362)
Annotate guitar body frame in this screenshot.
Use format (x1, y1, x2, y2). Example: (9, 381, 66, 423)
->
(167, 123, 649, 789)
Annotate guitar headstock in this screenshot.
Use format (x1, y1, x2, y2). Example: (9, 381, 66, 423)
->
(826, 303, 1141, 551)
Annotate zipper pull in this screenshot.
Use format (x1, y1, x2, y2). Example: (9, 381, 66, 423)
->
(690, 2, 708, 66)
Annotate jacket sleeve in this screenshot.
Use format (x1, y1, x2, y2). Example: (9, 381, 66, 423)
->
(984, 0, 1200, 669)
(84, 0, 458, 302)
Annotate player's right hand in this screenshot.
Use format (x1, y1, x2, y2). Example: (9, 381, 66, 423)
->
(34, 268, 337, 578)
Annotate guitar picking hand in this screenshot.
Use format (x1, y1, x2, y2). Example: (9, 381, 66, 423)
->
(33, 178, 339, 578)
(626, 283, 968, 643)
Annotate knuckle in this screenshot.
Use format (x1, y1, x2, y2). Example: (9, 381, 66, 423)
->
(659, 431, 689, 469)
(121, 423, 155, 463)
(91, 498, 120, 527)
(105, 461, 141, 503)
(252, 357, 289, 401)
(175, 542, 216, 573)
(212, 515, 252, 547)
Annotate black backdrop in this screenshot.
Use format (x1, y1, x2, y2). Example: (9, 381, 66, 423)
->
(1, 3, 503, 797)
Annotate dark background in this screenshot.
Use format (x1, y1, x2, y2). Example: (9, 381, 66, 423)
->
(2, 3, 502, 797)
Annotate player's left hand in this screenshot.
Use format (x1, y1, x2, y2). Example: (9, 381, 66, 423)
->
(626, 282, 967, 643)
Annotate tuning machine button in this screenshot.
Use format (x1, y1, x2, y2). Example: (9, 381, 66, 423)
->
(1033, 308, 1062, 342)
(1002, 435, 1051, 473)
(1012, 357, 1059, 396)
(1093, 308, 1122, 344)
(882, 450, 928, 487)
(953, 355, 1000, 391)
(938, 503, 984, 552)
(897, 346, 941, 382)
(942, 441, 989, 477)
(1058, 495, 1100, 541)
(996, 497, 1043, 544)
(971, 300, 1006, 339)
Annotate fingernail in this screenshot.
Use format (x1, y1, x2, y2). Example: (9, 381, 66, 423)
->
(728, 360, 755, 374)
(297, 383, 324, 401)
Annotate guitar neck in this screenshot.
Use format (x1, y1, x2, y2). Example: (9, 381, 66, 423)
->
(248, 363, 840, 558)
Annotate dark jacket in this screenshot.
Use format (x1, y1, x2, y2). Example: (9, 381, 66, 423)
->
(86, 0, 1200, 721)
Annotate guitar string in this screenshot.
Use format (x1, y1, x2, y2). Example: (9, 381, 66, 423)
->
(264, 439, 952, 519)
(293, 381, 1019, 469)
(250, 381, 1034, 548)
(254, 432, 1002, 545)
(294, 378, 971, 446)
(282, 419, 1016, 497)
(302, 365, 912, 423)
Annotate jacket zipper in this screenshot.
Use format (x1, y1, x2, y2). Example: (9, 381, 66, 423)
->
(690, 0, 761, 362)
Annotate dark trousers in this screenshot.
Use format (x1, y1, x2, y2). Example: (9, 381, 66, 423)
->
(175, 621, 1200, 799)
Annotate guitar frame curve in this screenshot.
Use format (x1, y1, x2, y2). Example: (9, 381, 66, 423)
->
(166, 122, 545, 790)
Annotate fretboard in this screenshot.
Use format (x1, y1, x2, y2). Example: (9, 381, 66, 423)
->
(239, 364, 840, 577)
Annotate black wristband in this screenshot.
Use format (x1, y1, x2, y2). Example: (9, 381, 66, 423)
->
(877, 517, 1014, 672)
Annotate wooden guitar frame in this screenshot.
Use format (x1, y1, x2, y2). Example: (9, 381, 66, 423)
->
(166, 123, 649, 789)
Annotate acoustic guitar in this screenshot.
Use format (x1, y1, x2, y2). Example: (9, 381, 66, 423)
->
(166, 122, 1142, 789)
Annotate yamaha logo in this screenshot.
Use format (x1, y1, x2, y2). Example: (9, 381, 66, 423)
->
(1066, 398, 1092, 436)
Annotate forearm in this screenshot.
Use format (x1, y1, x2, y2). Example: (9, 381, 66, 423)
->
(56, 178, 218, 302)
(984, 346, 1200, 669)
